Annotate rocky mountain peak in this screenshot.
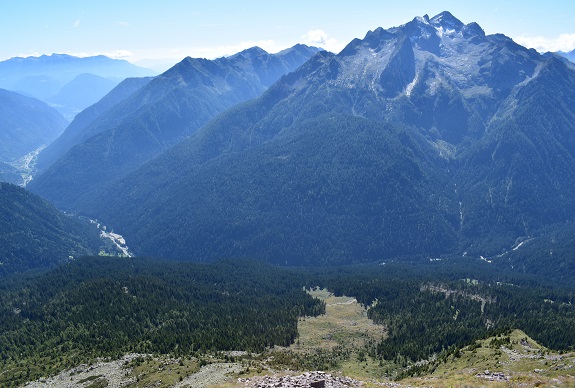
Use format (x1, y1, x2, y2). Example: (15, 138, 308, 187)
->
(231, 46, 269, 59)
(429, 11, 465, 31)
(462, 22, 486, 38)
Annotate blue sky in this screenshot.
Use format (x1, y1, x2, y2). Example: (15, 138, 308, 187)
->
(2, 1, 575, 67)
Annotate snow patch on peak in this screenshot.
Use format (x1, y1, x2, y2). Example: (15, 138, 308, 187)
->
(435, 26, 458, 38)
(415, 15, 430, 25)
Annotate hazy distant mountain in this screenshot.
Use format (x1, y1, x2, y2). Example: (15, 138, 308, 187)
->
(134, 58, 179, 73)
(0, 54, 157, 119)
(29, 45, 320, 209)
(0, 54, 156, 99)
(0, 182, 100, 275)
(46, 73, 120, 120)
(0, 88, 67, 164)
(557, 49, 575, 63)
(79, 12, 575, 266)
(35, 76, 154, 171)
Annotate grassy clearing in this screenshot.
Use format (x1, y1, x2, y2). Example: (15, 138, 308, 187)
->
(295, 288, 386, 352)
(273, 288, 389, 380)
(124, 355, 200, 387)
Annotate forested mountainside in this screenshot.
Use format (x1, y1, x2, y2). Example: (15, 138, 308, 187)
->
(0, 88, 67, 164)
(0, 258, 325, 386)
(0, 183, 100, 275)
(0, 162, 20, 185)
(35, 76, 154, 171)
(29, 45, 319, 210)
(79, 12, 575, 268)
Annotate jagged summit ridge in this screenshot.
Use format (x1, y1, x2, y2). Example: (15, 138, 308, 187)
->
(410, 11, 482, 37)
(363, 11, 483, 46)
(308, 9, 542, 125)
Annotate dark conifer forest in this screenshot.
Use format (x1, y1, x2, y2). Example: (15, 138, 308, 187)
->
(1, 257, 574, 386)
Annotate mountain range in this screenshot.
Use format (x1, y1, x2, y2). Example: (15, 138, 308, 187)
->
(57, 12, 575, 268)
(34, 76, 154, 172)
(45, 73, 121, 119)
(29, 44, 320, 209)
(4, 10, 575, 388)
(0, 54, 157, 119)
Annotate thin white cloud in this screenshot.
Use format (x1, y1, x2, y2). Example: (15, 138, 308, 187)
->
(104, 49, 133, 59)
(63, 50, 134, 59)
(301, 29, 342, 52)
(73, 11, 84, 28)
(514, 33, 575, 53)
(117, 21, 130, 27)
(14, 52, 41, 58)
